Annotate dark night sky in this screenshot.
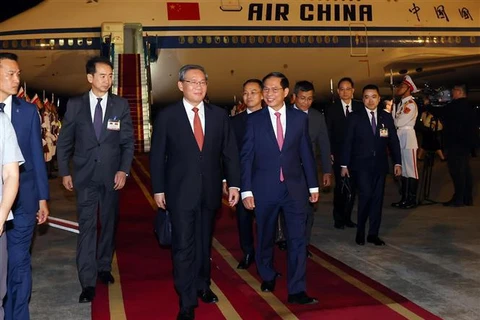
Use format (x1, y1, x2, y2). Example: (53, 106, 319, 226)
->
(0, 0, 43, 22)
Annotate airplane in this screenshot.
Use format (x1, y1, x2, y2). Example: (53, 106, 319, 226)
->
(1, 0, 479, 150)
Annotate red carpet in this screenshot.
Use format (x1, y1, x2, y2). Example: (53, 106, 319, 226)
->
(92, 155, 442, 319)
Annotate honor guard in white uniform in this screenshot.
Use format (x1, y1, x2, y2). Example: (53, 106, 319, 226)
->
(386, 75, 419, 209)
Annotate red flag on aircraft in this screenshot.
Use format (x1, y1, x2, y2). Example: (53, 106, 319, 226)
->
(17, 87, 25, 99)
(167, 2, 200, 20)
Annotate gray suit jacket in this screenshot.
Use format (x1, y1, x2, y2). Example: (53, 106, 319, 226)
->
(307, 108, 332, 174)
(57, 92, 134, 190)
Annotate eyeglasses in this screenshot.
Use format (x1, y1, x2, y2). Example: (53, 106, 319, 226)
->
(338, 87, 353, 91)
(183, 79, 208, 87)
(262, 87, 283, 94)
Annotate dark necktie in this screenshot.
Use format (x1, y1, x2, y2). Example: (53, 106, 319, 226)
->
(192, 107, 204, 150)
(0, 102, 5, 113)
(93, 98, 103, 140)
(370, 111, 376, 135)
(345, 105, 350, 117)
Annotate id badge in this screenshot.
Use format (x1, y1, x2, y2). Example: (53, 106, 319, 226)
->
(380, 127, 388, 138)
(107, 118, 121, 131)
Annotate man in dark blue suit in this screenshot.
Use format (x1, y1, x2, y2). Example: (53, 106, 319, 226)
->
(241, 72, 319, 304)
(150, 65, 240, 320)
(0, 52, 49, 320)
(229, 79, 263, 269)
(341, 84, 401, 246)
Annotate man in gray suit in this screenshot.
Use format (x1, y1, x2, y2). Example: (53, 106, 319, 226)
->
(56, 56, 134, 303)
(292, 81, 332, 256)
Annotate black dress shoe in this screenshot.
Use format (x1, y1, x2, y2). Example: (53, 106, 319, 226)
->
(334, 222, 345, 229)
(306, 249, 313, 258)
(287, 291, 318, 305)
(367, 235, 386, 246)
(197, 289, 218, 304)
(177, 307, 195, 320)
(443, 201, 465, 207)
(261, 273, 281, 292)
(276, 241, 287, 251)
(79, 286, 95, 303)
(345, 221, 357, 228)
(237, 253, 255, 269)
(98, 271, 115, 284)
(355, 234, 365, 246)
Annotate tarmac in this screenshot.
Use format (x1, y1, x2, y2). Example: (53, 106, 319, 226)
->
(28, 154, 479, 320)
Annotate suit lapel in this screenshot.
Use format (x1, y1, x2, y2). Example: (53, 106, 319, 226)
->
(11, 96, 21, 126)
(100, 95, 116, 142)
(82, 93, 98, 142)
(180, 101, 201, 151)
(263, 108, 278, 149)
(283, 107, 294, 149)
(203, 103, 213, 152)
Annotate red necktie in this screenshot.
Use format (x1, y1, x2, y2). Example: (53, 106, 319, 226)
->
(275, 112, 284, 182)
(192, 107, 204, 150)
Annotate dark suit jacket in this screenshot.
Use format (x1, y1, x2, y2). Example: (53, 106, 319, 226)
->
(325, 100, 363, 158)
(231, 110, 249, 151)
(341, 108, 401, 174)
(241, 107, 318, 202)
(442, 98, 478, 150)
(307, 107, 332, 174)
(150, 101, 240, 211)
(10, 97, 49, 219)
(56, 93, 134, 190)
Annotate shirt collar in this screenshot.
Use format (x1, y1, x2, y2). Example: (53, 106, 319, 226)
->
(365, 107, 377, 114)
(2, 95, 12, 106)
(268, 103, 286, 116)
(401, 95, 413, 103)
(293, 104, 308, 114)
(183, 98, 205, 113)
(341, 100, 352, 108)
(89, 90, 108, 102)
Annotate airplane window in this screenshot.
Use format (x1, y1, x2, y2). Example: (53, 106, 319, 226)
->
(59, 39, 65, 46)
(86, 38, 93, 46)
(12, 40, 18, 48)
(187, 36, 194, 44)
(325, 36, 331, 44)
(333, 36, 339, 44)
(275, 36, 281, 44)
(291, 36, 297, 44)
(300, 36, 306, 44)
(196, 36, 203, 44)
(206, 36, 212, 44)
(283, 36, 289, 44)
(308, 36, 314, 44)
(77, 39, 84, 46)
(470, 36, 476, 44)
(258, 36, 264, 44)
(50, 39, 55, 47)
(316, 36, 323, 44)
(240, 36, 246, 44)
(68, 39, 74, 46)
(215, 36, 221, 44)
(40, 39, 46, 46)
(30, 39, 36, 47)
(223, 36, 229, 44)
(266, 36, 272, 44)
(455, 36, 461, 44)
(232, 36, 238, 44)
(2, 42, 8, 49)
(425, 37, 430, 43)
(179, 36, 185, 44)
(440, 37, 445, 44)
(249, 36, 255, 44)
(21, 40, 27, 48)
(448, 36, 454, 43)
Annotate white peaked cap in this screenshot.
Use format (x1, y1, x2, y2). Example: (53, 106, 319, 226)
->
(402, 75, 419, 93)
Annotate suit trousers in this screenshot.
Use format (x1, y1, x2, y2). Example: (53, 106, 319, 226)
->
(235, 201, 255, 256)
(0, 231, 6, 320)
(255, 183, 309, 295)
(332, 160, 356, 225)
(5, 209, 36, 320)
(446, 148, 473, 204)
(354, 171, 386, 237)
(76, 180, 119, 288)
(170, 203, 216, 309)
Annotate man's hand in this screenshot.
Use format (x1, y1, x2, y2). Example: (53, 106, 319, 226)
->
(394, 165, 402, 177)
(309, 192, 319, 203)
(341, 167, 350, 177)
(228, 188, 239, 207)
(323, 173, 332, 187)
(385, 100, 393, 112)
(62, 175, 74, 191)
(154, 193, 166, 210)
(37, 200, 49, 224)
(242, 196, 255, 210)
(222, 181, 229, 196)
(114, 171, 127, 190)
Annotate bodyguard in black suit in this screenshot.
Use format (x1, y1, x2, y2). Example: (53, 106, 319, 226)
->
(229, 79, 263, 269)
(56, 56, 135, 302)
(325, 78, 363, 229)
(150, 65, 240, 320)
(341, 84, 401, 246)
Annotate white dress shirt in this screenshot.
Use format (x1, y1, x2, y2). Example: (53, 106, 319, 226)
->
(366, 107, 377, 125)
(89, 91, 108, 122)
(183, 98, 205, 134)
(1, 95, 13, 120)
(341, 100, 352, 117)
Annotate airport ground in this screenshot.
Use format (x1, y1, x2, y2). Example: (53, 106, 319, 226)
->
(28, 153, 479, 320)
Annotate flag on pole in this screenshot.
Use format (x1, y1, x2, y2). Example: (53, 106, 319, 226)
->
(17, 87, 25, 99)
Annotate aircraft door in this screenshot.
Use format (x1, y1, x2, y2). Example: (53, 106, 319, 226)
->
(349, 23, 368, 57)
(220, 0, 242, 11)
(101, 22, 124, 54)
(124, 24, 143, 54)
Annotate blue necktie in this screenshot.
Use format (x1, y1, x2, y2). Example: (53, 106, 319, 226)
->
(370, 111, 376, 135)
(0, 103, 5, 112)
(94, 98, 103, 140)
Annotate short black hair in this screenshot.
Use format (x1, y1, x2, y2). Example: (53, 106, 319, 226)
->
(362, 84, 380, 95)
(243, 79, 263, 89)
(0, 52, 18, 62)
(337, 77, 354, 88)
(294, 80, 315, 95)
(86, 56, 113, 75)
(262, 72, 289, 90)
